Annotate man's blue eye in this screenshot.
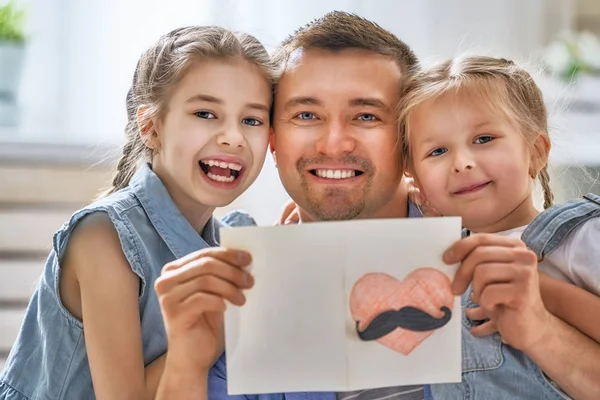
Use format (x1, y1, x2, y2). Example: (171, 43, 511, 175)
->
(297, 112, 315, 120)
(358, 114, 377, 122)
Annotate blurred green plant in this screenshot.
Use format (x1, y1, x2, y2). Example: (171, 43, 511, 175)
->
(0, 1, 26, 43)
(542, 31, 600, 80)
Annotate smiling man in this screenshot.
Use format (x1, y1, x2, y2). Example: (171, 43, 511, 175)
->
(157, 11, 424, 400)
(270, 16, 418, 224)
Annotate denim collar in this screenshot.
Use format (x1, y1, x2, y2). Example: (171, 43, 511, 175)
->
(130, 163, 221, 259)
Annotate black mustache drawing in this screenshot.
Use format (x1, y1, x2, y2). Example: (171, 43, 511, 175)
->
(356, 306, 452, 341)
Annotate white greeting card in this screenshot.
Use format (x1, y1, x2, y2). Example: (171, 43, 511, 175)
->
(220, 217, 462, 395)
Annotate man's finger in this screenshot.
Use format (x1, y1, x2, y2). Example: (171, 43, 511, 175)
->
(284, 209, 300, 225)
(278, 199, 298, 225)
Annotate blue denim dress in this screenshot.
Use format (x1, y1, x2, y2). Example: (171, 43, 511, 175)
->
(0, 163, 255, 399)
(428, 194, 600, 400)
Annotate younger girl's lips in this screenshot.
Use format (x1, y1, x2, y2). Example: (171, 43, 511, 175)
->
(453, 181, 491, 195)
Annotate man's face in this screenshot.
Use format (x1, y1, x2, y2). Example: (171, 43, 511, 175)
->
(272, 49, 404, 221)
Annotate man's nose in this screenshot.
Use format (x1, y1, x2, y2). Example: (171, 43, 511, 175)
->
(314, 120, 356, 157)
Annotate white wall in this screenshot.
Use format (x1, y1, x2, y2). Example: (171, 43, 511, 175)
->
(9, 0, 63, 139)
(13, 0, 580, 224)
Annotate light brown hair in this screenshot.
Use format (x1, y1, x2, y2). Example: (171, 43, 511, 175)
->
(399, 55, 554, 209)
(103, 26, 277, 196)
(272, 11, 419, 85)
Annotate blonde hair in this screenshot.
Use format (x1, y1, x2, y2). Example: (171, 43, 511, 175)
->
(103, 26, 277, 196)
(399, 55, 554, 209)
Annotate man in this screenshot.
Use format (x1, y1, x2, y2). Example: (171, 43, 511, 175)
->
(155, 11, 600, 400)
(157, 11, 424, 400)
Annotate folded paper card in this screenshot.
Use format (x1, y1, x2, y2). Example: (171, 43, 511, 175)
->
(220, 217, 462, 395)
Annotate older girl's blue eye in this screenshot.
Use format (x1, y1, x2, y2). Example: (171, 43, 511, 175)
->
(195, 111, 216, 119)
(429, 148, 448, 157)
(242, 118, 262, 126)
(475, 136, 493, 144)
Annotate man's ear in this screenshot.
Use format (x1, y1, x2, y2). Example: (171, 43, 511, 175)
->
(269, 128, 277, 167)
(529, 132, 551, 178)
(137, 105, 161, 152)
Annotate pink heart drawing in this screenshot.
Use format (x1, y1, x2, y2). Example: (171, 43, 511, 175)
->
(349, 268, 454, 355)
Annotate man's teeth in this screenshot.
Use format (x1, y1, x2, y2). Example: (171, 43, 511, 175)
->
(315, 169, 356, 179)
(207, 172, 235, 183)
(201, 159, 242, 171)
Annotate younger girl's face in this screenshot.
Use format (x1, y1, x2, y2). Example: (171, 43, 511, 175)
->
(151, 57, 272, 211)
(407, 91, 539, 233)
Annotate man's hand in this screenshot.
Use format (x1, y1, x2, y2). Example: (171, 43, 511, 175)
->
(444, 233, 553, 351)
(275, 199, 300, 225)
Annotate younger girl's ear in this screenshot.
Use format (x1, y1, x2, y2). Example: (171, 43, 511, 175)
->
(530, 132, 551, 177)
(269, 128, 277, 167)
(137, 105, 160, 151)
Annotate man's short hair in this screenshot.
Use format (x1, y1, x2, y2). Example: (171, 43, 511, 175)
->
(273, 11, 419, 81)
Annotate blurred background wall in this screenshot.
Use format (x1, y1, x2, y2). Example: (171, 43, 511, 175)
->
(1, 0, 599, 370)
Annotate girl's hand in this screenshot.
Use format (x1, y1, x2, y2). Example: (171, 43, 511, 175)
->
(465, 306, 498, 337)
(444, 233, 553, 351)
(155, 248, 254, 372)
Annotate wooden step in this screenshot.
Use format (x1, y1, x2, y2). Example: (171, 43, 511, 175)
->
(0, 210, 74, 254)
(0, 165, 113, 206)
(0, 260, 44, 302)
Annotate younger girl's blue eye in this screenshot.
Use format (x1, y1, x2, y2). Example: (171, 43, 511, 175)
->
(242, 118, 262, 126)
(475, 136, 493, 144)
(195, 111, 216, 119)
(429, 148, 448, 157)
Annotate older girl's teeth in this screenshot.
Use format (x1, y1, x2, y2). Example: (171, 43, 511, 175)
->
(315, 169, 356, 179)
(202, 159, 243, 171)
(207, 172, 235, 183)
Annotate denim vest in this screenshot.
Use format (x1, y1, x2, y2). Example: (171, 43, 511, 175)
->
(428, 193, 600, 400)
(0, 163, 255, 400)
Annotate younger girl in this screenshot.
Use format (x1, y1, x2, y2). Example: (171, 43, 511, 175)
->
(400, 56, 600, 399)
(0, 26, 275, 399)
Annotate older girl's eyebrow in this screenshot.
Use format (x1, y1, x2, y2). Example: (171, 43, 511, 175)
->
(186, 94, 268, 112)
